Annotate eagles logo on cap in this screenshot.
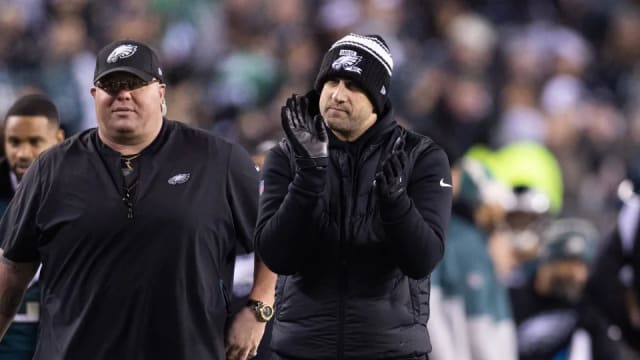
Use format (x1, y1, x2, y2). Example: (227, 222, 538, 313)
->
(107, 45, 138, 63)
(94, 39, 164, 83)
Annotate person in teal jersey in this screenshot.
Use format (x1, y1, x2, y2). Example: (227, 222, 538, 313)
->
(429, 157, 517, 360)
(0, 94, 64, 360)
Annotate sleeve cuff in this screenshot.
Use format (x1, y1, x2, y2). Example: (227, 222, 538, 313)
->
(291, 165, 326, 195)
(294, 156, 328, 170)
(379, 195, 411, 223)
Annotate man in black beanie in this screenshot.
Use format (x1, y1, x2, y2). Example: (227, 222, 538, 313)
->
(255, 33, 453, 359)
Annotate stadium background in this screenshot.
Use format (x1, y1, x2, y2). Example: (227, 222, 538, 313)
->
(0, 0, 639, 262)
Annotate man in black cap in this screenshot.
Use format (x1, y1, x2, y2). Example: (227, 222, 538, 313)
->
(255, 33, 452, 358)
(0, 39, 275, 360)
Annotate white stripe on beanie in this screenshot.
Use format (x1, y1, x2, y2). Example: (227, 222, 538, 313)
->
(329, 34, 393, 76)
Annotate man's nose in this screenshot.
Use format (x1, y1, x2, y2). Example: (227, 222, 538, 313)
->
(16, 144, 34, 159)
(115, 88, 133, 100)
(331, 81, 348, 102)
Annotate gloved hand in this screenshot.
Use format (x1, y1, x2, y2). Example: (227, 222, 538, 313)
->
(376, 136, 408, 202)
(281, 94, 328, 163)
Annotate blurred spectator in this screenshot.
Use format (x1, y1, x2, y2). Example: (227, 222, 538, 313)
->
(41, 16, 96, 134)
(418, 72, 495, 164)
(493, 81, 546, 146)
(596, 5, 640, 107)
(444, 12, 497, 75)
(469, 141, 563, 286)
(0, 94, 64, 360)
(429, 156, 517, 360)
(510, 217, 621, 360)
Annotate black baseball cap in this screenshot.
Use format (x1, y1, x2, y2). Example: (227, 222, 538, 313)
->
(93, 39, 164, 83)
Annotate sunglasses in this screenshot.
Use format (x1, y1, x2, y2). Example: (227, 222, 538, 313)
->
(95, 77, 158, 94)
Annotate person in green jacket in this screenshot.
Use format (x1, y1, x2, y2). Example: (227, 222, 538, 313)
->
(429, 156, 517, 360)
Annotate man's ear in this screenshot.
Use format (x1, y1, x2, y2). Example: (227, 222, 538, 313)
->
(56, 128, 65, 143)
(90, 87, 97, 98)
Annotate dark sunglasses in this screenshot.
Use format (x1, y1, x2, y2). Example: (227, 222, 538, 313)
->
(95, 77, 158, 94)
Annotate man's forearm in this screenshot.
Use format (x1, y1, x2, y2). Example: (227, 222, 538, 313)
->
(382, 204, 446, 278)
(0, 286, 25, 337)
(0, 256, 37, 339)
(256, 166, 326, 275)
(249, 257, 277, 305)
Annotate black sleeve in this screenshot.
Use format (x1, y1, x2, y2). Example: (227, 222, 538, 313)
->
(379, 145, 452, 279)
(585, 229, 630, 332)
(226, 143, 260, 254)
(580, 301, 623, 360)
(0, 158, 43, 263)
(254, 143, 326, 274)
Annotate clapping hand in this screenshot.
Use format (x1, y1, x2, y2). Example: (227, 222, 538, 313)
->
(281, 94, 328, 163)
(376, 135, 408, 202)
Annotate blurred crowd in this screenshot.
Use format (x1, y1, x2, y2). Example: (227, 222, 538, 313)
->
(2, 0, 640, 358)
(2, 0, 640, 229)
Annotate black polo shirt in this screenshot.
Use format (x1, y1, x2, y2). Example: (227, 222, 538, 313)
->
(0, 120, 258, 360)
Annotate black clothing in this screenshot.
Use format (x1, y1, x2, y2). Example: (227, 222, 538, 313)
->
(0, 120, 259, 360)
(255, 107, 452, 359)
(587, 204, 640, 356)
(270, 353, 430, 360)
(0, 158, 14, 214)
(417, 96, 493, 166)
(0, 157, 41, 360)
(511, 271, 620, 360)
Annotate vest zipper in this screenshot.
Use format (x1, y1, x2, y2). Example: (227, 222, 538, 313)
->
(337, 153, 351, 360)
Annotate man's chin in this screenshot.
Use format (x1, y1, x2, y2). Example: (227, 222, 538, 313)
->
(13, 170, 26, 182)
(115, 127, 136, 134)
(324, 109, 348, 119)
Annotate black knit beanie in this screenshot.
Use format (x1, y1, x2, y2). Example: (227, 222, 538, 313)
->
(314, 33, 393, 115)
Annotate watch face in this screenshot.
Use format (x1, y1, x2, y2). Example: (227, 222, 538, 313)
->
(260, 305, 274, 320)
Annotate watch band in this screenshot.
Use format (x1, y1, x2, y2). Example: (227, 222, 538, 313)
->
(246, 299, 263, 307)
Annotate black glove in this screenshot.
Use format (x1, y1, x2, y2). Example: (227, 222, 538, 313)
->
(281, 94, 328, 168)
(376, 135, 408, 202)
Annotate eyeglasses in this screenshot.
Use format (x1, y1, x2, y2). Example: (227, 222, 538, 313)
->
(95, 77, 158, 94)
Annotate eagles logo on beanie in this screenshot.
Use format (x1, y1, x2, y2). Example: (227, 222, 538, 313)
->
(314, 33, 393, 115)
